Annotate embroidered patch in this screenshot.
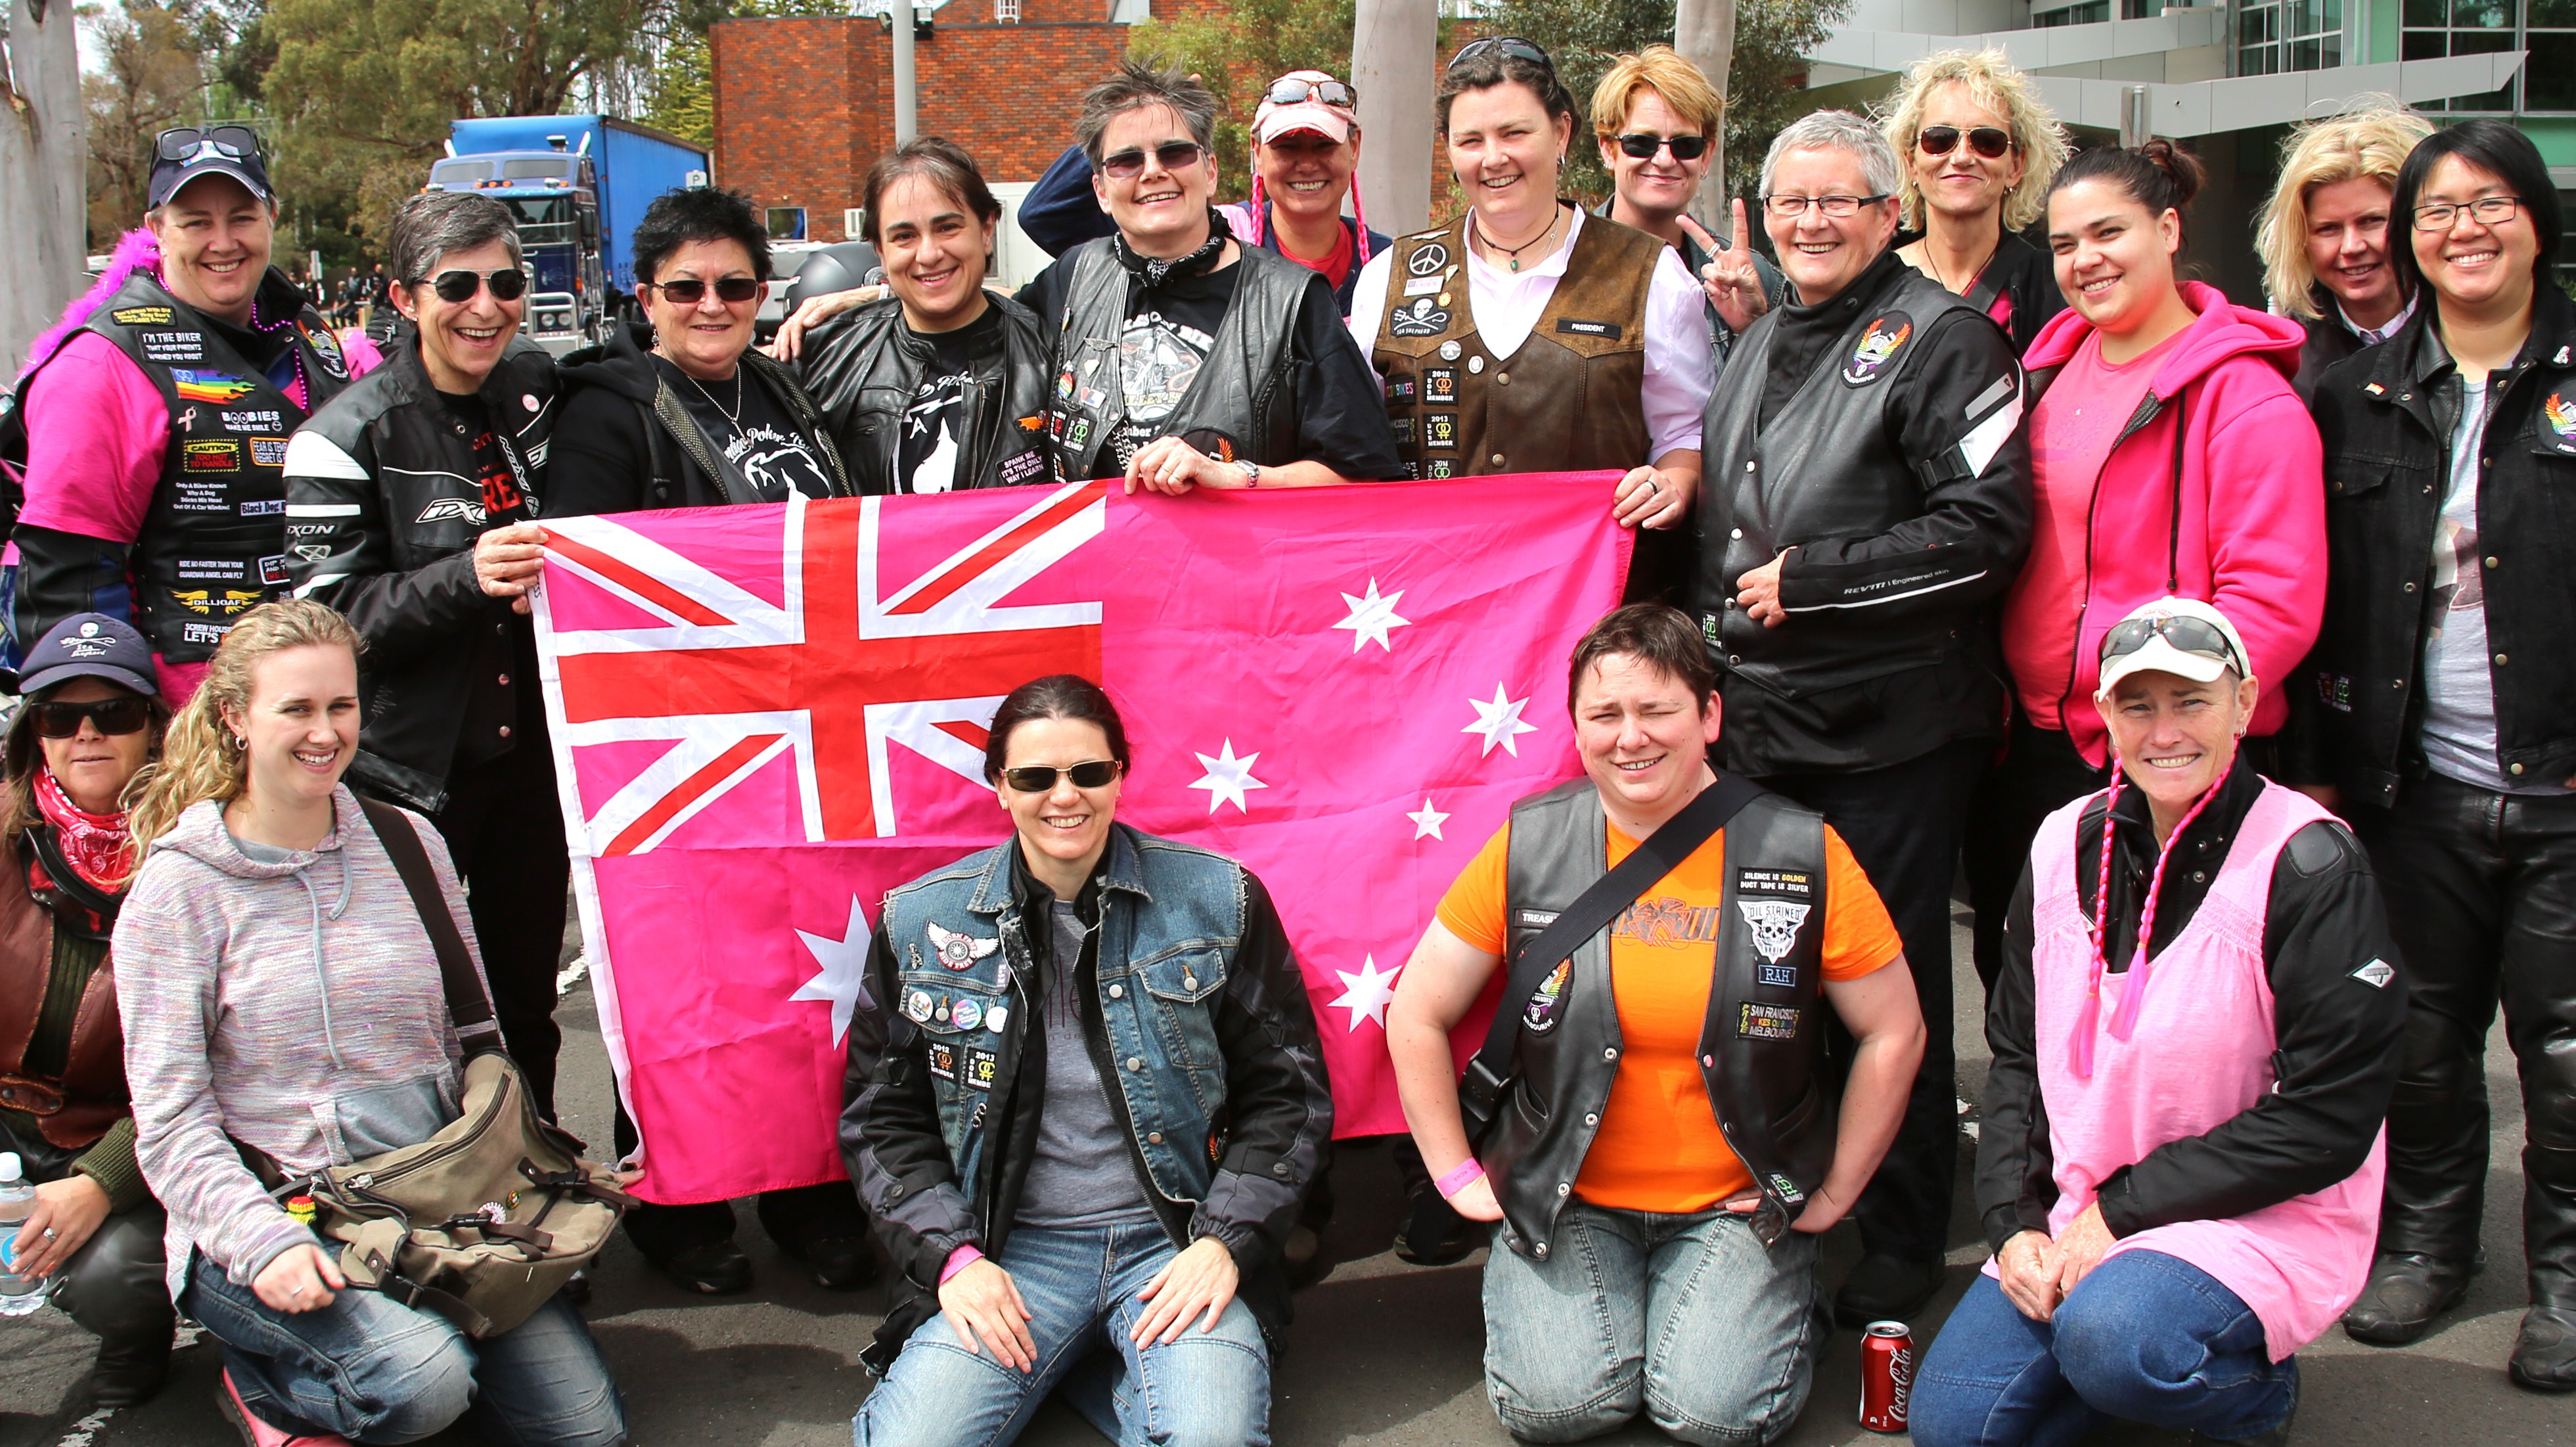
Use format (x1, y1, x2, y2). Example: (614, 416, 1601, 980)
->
(1523, 959, 1571, 1033)
(2316, 673, 2354, 715)
(1424, 368, 1457, 405)
(1757, 962, 1798, 989)
(110, 305, 173, 325)
(240, 499, 283, 518)
(168, 587, 261, 617)
(139, 330, 206, 364)
(220, 409, 283, 433)
(1555, 318, 1621, 340)
(257, 554, 292, 587)
(307, 327, 347, 378)
(1408, 242, 1450, 277)
(1390, 416, 1415, 447)
(1840, 312, 1913, 386)
(1388, 298, 1451, 338)
(1738, 1002, 1801, 1040)
(250, 436, 288, 468)
(182, 438, 242, 472)
(1767, 1172, 1807, 1205)
(2546, 393, 2576, 450)
(1426, 460, 1456, 479)
(1424, 413, 1459, 450)
(2351, 958, 2396, 989)
(1403, 275, 1442, 296)
(1000, 451, 1047, 485)
(1384, 374, 1419, 406)
(962, 1045, 1000, 1091)
(1738, 901, 1813, 966)
(1065, 418, 1092, 453)
(926, 1039, 958, 1080)
(171, 368, 256, 405)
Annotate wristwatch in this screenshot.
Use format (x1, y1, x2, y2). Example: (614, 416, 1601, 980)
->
(1234, 459, 1260, 488)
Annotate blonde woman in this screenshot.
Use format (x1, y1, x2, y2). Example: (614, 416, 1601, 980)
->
(112, 601, 626, 1447)
(2255, 99, 2432, 398)
(1881, 49, 2071, 355)
(1588, 44, 1782, 359)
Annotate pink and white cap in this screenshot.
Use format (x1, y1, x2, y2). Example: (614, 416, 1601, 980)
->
(1253, 70, 1358, 145)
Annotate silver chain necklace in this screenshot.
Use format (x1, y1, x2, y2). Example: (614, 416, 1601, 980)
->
(678, 363, 744, 426)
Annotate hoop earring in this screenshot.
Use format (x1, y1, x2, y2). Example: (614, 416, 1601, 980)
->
(230, 734, 248, 751)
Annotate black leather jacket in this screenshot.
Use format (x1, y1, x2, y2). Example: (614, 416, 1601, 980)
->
(2296, 286, 2576, 805)
(795, 296, 1053, 495)
(282, 336, 558, 812)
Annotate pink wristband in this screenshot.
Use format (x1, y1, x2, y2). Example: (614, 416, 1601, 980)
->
(938, 1243, 985, 1285)
(1435, 1158, 1487, 1201)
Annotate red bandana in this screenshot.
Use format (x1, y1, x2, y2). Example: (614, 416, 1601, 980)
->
(32, 766, 133, 892)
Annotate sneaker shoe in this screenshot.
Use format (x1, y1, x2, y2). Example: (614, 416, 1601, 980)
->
(2341, 1252, 2475, 1346)
(1833, 1253, 1946, 1329)
(2510, 1306, 2576, 1392)
(218, 1368, 350, 1446)
(656, 1239, 753, 1295)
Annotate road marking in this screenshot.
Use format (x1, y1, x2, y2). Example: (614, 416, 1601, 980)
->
(558, 954, 589, 997)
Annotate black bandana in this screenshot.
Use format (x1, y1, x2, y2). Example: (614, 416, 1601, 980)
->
(1112, 208, 1231, 288)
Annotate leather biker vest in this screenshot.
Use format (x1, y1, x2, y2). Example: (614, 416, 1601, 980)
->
(1490, 780, 1834, 1257)
(1369, 211, 1657, 479)
(801, 298, 1054, 495)
(1044, 239, 1308, 479)
(1692, 267, 1979, 697)
(0, 839, 125, 1149)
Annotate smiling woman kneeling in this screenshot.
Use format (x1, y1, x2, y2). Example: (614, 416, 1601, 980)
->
(1910, 598, 2405, 1447)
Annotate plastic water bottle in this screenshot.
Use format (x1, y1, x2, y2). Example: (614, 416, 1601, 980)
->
(0, 1152, 49, 1316)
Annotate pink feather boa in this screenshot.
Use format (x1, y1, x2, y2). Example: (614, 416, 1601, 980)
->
(16, 229, 161, 384)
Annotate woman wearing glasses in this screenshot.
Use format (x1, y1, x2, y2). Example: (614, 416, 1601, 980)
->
(1880, 49, 2070, 358)
(1913, 596, 2404, 1447)
(1965, 141, 2324, 997)
(844, 674, 1330, 1447)
(2299, 120, 2576, 1391)
(1221, 71, 1389, 318)
(1350, 37, 1713, 603)
(0, 614, 175, 1409)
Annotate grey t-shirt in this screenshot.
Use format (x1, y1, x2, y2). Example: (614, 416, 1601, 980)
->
(1014, 897, 1158, 1230)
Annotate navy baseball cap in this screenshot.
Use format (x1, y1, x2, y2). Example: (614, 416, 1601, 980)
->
(17, 614, 159, 700)
(148, 125, 275, 211)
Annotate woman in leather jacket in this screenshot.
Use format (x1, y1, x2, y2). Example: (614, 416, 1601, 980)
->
(794, 139, 1053, 496)
(0, 613, 173, 1408)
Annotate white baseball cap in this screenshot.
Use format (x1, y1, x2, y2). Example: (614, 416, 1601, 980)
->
(2094, 596, 2253, 698)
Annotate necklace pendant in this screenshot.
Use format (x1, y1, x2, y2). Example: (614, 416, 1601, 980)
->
(1508, 257, 1520, 272)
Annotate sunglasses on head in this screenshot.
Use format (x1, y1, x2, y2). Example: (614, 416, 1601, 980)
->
(30, 697, 152, 740)
(647, 276, 762, 305)
(419, 268, 528, 303)
(1918, 125, 2014, 160)
(1001, 761, 1122, 793)
(1615, 132, 1709, 161)
(2098, 615, 2245, 676)
(1098, 141, 1208, 180)
(1449, 35, 1554, 72)
(156, 125, 261, 162)
(1266, 77, 1357, 109)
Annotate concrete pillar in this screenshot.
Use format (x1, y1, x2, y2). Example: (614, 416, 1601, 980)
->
(1353, 0, 1437, 236)
(0, 0, 87, 376)
(892, 1, 918, 147)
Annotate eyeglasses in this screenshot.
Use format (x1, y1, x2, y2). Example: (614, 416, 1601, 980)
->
(418, 268, 528, 303)
(156, 125, 262, 163)
(646, 276, 762, 305)
(1098, 141, 1208, 180)
(29, 697, 152, 740)
(1449, 35, 1554, 72)
(1761, 193, 1890, 219)
(1918, 125, 2014, 160)
(2098, 615, 2246, 677)
(2412, 195, 2524, 231)
(1001, 761, 1122, 793)
(1615, 133, 1709, 162)
(1266, 77, 1357, 109)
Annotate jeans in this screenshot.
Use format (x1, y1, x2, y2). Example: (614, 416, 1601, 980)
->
(2353, 776, 2576, 1305)
(1910, 1251, 2295, 1447)
(1480, 1203, 1822, 1446)
(855, 1221, 1269, 1447)
(1755, 738, 1987, 1262)
(183, 1253, 625, 1446)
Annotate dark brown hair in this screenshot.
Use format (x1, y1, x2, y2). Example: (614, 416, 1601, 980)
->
(3, 679, 169, 853)
(860, 137, 1001, 246)
(2050, 137, 2207, 250)
(1567, 604, 1716, 711)
(982, 675, 1131, 781)
(1438, 44, 1578, 135)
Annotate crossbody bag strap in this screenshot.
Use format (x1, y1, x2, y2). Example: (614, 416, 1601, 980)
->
(355, 797, 503, 1051)
(1459, 774, 1766, 1119)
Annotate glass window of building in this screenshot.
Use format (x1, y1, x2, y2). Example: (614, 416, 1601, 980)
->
(2405, 0, 2575, 110)
(2239, 0, 2343, 73)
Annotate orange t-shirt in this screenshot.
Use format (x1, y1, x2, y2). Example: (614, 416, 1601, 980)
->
(1434, 816, 1902, 1214)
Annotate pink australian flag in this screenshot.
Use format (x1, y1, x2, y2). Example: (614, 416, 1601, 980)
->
(533, 475, 1632, 1204)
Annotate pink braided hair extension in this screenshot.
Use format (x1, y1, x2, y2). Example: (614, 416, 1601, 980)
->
(2070, 757, 2236, 1079)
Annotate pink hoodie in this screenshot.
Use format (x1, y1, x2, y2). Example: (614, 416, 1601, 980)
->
(2007, 281, 2325, 767)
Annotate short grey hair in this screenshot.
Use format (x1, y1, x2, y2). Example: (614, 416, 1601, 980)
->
(388, 190, 522, 286)
(1759, 110, 1903, 202)
(1074, 62, 1218, 167)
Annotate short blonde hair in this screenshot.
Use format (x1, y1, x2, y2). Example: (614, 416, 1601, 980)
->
(1591, 45, 1725, 140)
(2256, 99, 2433, 320)
(1878, 50, 2068, 233)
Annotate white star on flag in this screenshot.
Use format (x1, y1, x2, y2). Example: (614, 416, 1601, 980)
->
(1464, 683, 1540, 757)
(790, 895, 875, 1048)
(1406, 797, 1450, 840)
(1332, 578, 1411, 653)
(1188, 739, 1268, 814)
(1330, 954, 1403, 1032)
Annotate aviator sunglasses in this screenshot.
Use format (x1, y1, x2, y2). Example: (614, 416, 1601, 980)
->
(1616, 133, 1709, 161)
(1918, 125, 2014, 160)
(29, 697, 153, 739)
(647, 276, 763, 304)
(2098, 615, 2246, 677)
(1266, 77, 1357, 109)
(419, 268, 529, 303)
(1001, 761, 1123, 793)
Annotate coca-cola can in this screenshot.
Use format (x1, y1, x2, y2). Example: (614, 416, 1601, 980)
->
(1857, 1320, 1915, 1432)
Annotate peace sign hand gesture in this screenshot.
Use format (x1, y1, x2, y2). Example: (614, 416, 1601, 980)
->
(1683, 197, 1769, 334)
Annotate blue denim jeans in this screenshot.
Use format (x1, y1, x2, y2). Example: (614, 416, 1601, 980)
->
(855, 1221, 1270, 1447)
(1910, 1249, 2297, 1447)
(183, 1253, 626, 1446)
(1480, 1203, 1824, 1446)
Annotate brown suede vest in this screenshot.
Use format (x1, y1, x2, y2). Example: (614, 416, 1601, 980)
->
(0, 842, 127, 1149)
(1370, 208, 1660, 479)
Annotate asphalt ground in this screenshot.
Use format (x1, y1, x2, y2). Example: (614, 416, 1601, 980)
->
(3, 912, 2565, 1447)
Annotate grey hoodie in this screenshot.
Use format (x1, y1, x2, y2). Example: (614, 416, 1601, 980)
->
(112, 786, 486, 1302)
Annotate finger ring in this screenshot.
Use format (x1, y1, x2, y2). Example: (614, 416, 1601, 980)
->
(43, 1227, 56, 1241)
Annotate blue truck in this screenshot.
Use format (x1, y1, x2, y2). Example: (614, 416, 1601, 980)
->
(425, 116, 710, 353)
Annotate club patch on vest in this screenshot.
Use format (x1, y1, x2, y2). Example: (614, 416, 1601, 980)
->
(139, 331, 206, 364)
(926, 1038, 958, 1080)
(962, 1045, 999, 1091)
(1390, 416, 1415, 447)
(1734, 866, 1816, 965)
(1767, 1172, 1806, 1205)
(1385, 374, 1418, 406)
(306, 326, 348, 379)
(2351, 958, 2396, 989)
(1424, 368, 1457, 405)
(1425, 413, 1459, 450)
(1407, 242, 1450, 276)
(1000, 451, 1046, 485)
(926, 922, 999, 970)
(221, 409, 283, 432)
(110, 305, 173, 325)
(182, 438, 242, 472)
(169, 587, 261, 617)
(1523, 959, 1571, 1033)
(1426, 460, 1456, 478)
(258, 554, 291, 586)
(1556, 319, 1622, 340)
(1389, 298, 1451, 338)
(249, 436, 288, 468)
(1738, 1002, 1801, 1040)
(2545, 393, 2576, 452)
(1840, 313, 1912, 386)
(171, 369, 256, 405)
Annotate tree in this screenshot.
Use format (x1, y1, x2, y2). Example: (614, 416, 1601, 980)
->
(79, 0, 209, 246)
(1125, 0, 1361, 204)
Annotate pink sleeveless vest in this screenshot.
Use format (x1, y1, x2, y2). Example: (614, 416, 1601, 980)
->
(2013, 779, 2384, 1360)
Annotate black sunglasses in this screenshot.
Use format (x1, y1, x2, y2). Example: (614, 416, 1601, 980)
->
(156, 125, 262, 162)
(1918, 125, 2014, 160)
(1450, 35, 1554, 72)
(2098, 615, 2246, 676)
(30, 696, 153, 740)
(419, 268, 529, 303)
(1616, 132, 1709, 162)
(648, 276, 762, 305)
(1098, 141, 1207, 180)
(1001, 761, 1122, 793)
(1266, 77, 1357, 109)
